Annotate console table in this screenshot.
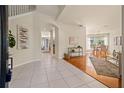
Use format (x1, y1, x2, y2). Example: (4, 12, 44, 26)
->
(68, 47, 83, 57)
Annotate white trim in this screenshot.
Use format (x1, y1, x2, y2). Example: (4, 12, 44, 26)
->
(59, 56, 63, 59)
(9, 12, 34, 20)
(13, 59, 40, 68)
(122, 6, 124, 88)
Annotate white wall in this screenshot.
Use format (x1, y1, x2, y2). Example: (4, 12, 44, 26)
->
(33, 12, 86, 59)
(37, 12, 86, 58)
(9, 12, 40, 67)
(55, 27, 59, 58)
(58, 23, 86, 58)
(32, 12, 41, 60)
(9, 11, 87, 67)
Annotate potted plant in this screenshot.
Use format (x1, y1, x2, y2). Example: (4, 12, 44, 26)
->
(8, 30, 16, 48)
(71, 49, 75, 53)
(77, 45, 81, 48)
(8, 30, 16, 56)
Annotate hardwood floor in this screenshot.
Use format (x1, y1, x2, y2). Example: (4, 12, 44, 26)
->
(64, 55, 121, 88)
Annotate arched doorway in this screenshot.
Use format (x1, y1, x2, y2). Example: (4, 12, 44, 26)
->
(41, 23, 59, 58)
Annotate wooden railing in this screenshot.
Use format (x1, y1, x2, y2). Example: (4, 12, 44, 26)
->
(8, 5, 36, 17)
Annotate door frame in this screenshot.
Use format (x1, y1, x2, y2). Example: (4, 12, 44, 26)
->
(0, 5, 8, 88)
(122, 5, 124, 88)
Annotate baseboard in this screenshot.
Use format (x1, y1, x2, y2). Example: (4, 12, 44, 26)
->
(13, 59, 40, 68)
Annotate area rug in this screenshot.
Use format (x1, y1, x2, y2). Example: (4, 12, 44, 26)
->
(89, 56, 120, 78)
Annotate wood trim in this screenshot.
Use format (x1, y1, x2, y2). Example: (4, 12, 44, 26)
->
(122, 5, 124, 88)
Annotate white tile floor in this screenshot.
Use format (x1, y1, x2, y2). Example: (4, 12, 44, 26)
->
(9, 53, 108, 88)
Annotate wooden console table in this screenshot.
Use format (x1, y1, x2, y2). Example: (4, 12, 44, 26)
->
(68, 47, 83, 57)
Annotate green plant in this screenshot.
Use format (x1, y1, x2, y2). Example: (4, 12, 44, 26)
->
(8, 30, 16, 48)
(71, 49, 75, 52)
(77, 45, 81, 48)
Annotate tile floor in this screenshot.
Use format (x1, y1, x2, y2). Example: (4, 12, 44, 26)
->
(9, 53, 108, 88)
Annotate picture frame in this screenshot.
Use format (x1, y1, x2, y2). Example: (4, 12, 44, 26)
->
(17, 25, 29, 49)
(69, 36, 75, 45)
(118, 36, 122, 45)
(114, 37, 117, 46)
(114, 36, 122, 46)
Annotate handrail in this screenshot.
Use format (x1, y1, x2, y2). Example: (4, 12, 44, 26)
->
(8, 5, 36, 17)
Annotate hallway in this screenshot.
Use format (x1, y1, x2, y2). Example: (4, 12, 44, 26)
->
(9, 53, 107, 88)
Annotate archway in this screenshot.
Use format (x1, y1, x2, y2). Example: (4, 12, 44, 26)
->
(41, 23, 59, 58)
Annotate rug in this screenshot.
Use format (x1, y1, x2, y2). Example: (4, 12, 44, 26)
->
(89, 56, 120, 78)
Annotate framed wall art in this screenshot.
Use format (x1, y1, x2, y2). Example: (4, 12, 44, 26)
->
(114, 36, 122, 46)
(17, 25, 29, 49)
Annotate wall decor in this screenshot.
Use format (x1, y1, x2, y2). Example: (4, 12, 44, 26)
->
(69, 36, 75, 45)
(114, 36, 122, 46)
(117, 36, 122, 46)
(114, 36, 118, 46)
(17, 25, 29, 49)
(69, 36, 79, 46)
(113, 37, 116, 46)
(116, 37, 118, 45)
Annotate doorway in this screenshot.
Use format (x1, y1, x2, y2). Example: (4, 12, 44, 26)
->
(41, 24, 58, 58)
(87, 33, 109, 51)
(41, 31, 51, 53)
(86, 33, 122, 87)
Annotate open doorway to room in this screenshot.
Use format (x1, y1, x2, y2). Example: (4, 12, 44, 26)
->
(85, 32, 122, 88)
(86, 33, 109, 58)
(67, 32, 122, 88)
(87, 34, 109, 52)
(41, 31, 51, 53)
(41, 24, 58, 57)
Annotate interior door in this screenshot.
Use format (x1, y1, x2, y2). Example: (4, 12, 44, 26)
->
(0, 5, 9, 88)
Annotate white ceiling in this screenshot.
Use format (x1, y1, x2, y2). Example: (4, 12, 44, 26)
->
(36, 5, 121, 32)
(36, 5, 65, 18)
(57, 5, 121, 32)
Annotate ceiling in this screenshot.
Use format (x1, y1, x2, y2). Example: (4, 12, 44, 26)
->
(57, 5, 121, 32)
(37, 5, 121, 32)
(36, 5, 65, 18)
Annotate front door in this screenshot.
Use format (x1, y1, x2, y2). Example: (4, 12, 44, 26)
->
(0, 5, 9, 88)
